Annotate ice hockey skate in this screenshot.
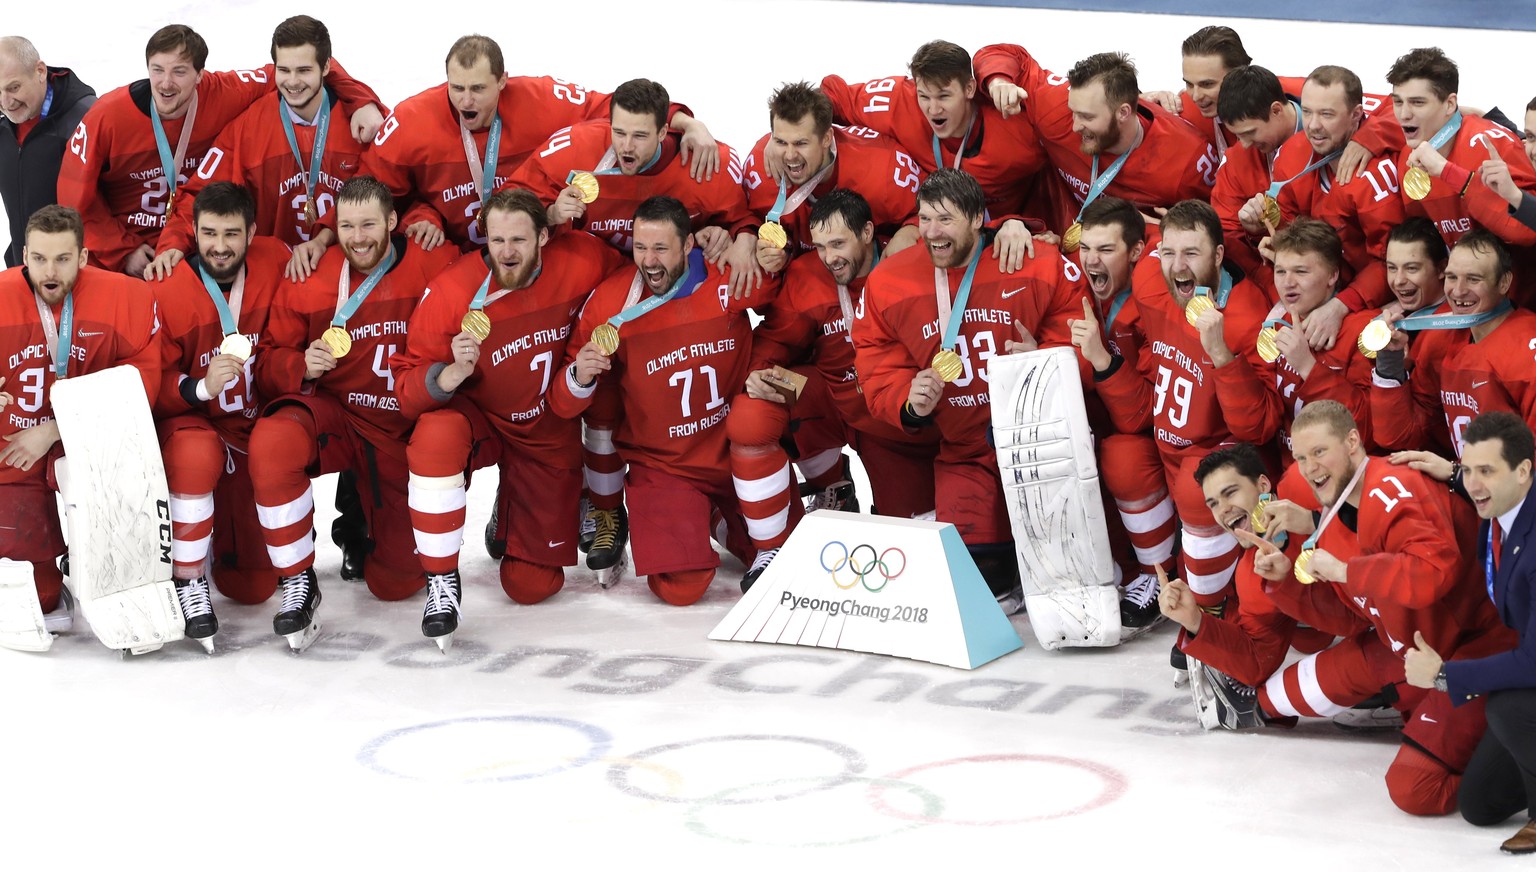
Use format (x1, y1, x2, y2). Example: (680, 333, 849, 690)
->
(422, 570, 462, 653)
(174, 576, 218, 654)
(1187, 654, 1265, 730)
(586, 505, 629, 588)
(273, 568, 322, 652)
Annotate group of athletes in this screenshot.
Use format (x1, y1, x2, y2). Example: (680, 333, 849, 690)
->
(3, 14, 1536, 831)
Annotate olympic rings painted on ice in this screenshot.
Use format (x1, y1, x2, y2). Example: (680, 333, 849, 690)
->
(684, 776, 943, 848)
(819, 541, 907, 592)
(356, 715, 611, 783)
(607, 734, 867, 804)
(866, 754, 1129, 826)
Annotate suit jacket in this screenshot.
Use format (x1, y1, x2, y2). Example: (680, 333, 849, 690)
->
(0, 67, 96, 267)
(1446, 491, 1536, 701)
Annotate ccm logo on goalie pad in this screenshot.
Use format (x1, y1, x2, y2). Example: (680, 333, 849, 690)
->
(158, 499, 172, 567)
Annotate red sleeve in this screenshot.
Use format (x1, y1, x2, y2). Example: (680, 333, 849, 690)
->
(819, 75, 901, 136)
(254, 278, 319, 399)
(504, 128, 572, 205)
(1298, 316, 1378, 447)
(704, 144, 757, 238)
(392, 271, 459, 420)
(1349, 110, 1407, 159)
(56, 102, 139, 271)
(972, 44, 1074, 141)
(1212, 154, 1265, 276)
(1461, 128, 1536, 246)
(749, 296, 818, 372)
(1179, 561, 1298, 687)
(853, 272, 920, 430)
(319, 59, 385, 117)
(1346, 468, 1461, 610)
(1212, 292, 1282, 443)
(1334, 165, 1403, 311)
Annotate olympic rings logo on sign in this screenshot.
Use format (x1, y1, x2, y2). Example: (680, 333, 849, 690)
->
(820, 541, 906, 592)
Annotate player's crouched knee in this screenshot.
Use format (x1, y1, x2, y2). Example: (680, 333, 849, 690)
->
(725, 396, 788, 446)
(366, 563, 427, 602)
(649, 569, 715, 606)
(500, 558, 564, 605)
(1386, 743, 1459, 816)
(212, 565, 279, 605)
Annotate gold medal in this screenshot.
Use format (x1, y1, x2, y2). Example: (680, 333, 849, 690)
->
(219, 333, 253, 362)
(461, 309, 491, 342)
(1359, 318, 1393, 356)
(931, 348, 963, 383)
(1256, 326, 1281, 363)
(321, 325, 352, 359)
(166, 190, 176, 216)
(304, 199, 319, 226)
(1403, 166, 1433, 201)
(1355, 332, 1377, 360)
(1262, 195, 1282, 229)
(758, 221, 788, 250)
(1061, 222, 1082, 253)
(1249, 503, 1268, 535)
(1184, 294, 1215, 327)
(591, 323, 620, 356)
(570, 171, 600, 204)
(1293, 548, 1317, 585)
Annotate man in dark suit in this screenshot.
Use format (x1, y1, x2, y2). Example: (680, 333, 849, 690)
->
(0, 36, 96, 267)
(1399, 411, 1536, 854)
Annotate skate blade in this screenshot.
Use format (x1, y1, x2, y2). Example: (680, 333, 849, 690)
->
(595, 549, 629, 589)
(194, 635, 215, 655)
(1119, 614, 1167, 641)
(284, 619, 321, 653)
(123, 643, 164, 657)
(1173, 668, 1190, 689)
(433, 632, 454, 654)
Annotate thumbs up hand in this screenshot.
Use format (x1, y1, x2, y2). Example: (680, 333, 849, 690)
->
(1403, 630, 1445, 689)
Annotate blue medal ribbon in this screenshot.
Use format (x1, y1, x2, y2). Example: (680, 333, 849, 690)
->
(332, 245, 397, 328)
(51, 296, 73, 379)
(279, 90, 332, 207)
(1104, 287, 1133, 331)
(1395, 299, 1510, 333)
(149, 102, 187, 203)
(197, 265, 240, 336)
(765, 179, 790, 223)
(606, 249, 708, 329)
(1194, 267, 1237, 309)
(1073, 143, 1138, 223)
(1486, 524, 1498, 605)
(1266, 147, 1344, 199)
(931, 112, 977, 170)
(938, 243, 986, 350)
(1428, 111, 1464, 152)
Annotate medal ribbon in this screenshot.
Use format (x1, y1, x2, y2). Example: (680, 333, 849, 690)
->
(1300, 457, 1373, 551)
(608, 248, 708, 328)
(1487, 523, 1498, 604)
(197, 263, 247, 338)
(468, 264, 542, 312)
(930, 111, 977, 170)
(586, 140, 665, 178)
(765, 149, 839, 223)
(833, 246, 881, 345)
(332, 244, 398, 328)
(149, 92, 199, 203)
(460, 113, 502, 208)
(1266, 147, 1344, 198)
(1104, 287, 1133, 332)
(1073, 138, 1139, 223)
(934, 242, 986, 350)
(1395, 299, 1510, 333)
(35, 294, 73, 379)
(279, 90, 332, 210)
(1428, 111, 1464, 152)
(1194, 267, 1236, 308)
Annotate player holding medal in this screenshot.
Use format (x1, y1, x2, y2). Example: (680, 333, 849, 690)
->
(251, 177, 454, 651)
(393, 189, 621, 627)
(855, 169, 1082, 610)
(151, 183, 294, 651)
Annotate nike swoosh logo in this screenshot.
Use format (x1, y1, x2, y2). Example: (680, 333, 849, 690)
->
(1472, 380, 1490, 388)
(77, 331, 103, 337)
(1000, 286, 1028, 299)
(548, 540, 565, 548)
(1420, 714, 1437, 723)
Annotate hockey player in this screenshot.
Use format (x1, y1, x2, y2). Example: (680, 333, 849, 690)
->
(549, 196, 781, 606)
(56, 23, 382, 276)
(726, 188, 940, 591)
(974, 45, 1217, 233)
(151, 182, 290, 651)
(0, 205, 160, 634)
(150, 16, 373, 279)
(393, 189, 622, 630)
(854, 168, 1083, 610)
(250, 177, 454, 650)
(742, 81, 921, 272)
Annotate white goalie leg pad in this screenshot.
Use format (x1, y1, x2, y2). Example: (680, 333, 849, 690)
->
(52, 367, 184, 654)
(0, 558, 51, 652)
(989, 347, 1120, 649)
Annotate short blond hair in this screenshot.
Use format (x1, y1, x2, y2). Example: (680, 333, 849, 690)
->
(1293, 399, 1357, 441)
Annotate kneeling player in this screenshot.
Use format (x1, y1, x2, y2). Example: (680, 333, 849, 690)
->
(152, 183, 289, 651)
(0, 206, 160, 646)
(251, 177, 454, 649)
(394, 189, 621, 630)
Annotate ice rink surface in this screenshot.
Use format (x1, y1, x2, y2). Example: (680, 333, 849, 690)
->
(3, 0, 1533, 866)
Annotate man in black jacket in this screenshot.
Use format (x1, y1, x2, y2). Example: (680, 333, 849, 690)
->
(0, 36, 95, 267)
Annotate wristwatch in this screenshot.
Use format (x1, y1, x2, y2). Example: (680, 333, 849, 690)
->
(1433, 667, 1449, 694)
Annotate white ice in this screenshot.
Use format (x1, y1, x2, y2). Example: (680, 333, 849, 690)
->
(2, 1, 1532, 866)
